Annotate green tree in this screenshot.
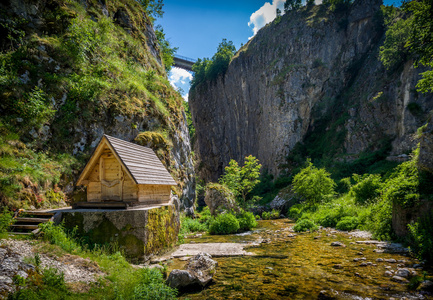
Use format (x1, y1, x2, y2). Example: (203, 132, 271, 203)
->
(191, 39, 236, 88)
(292, 160, 336, 205)
(380, 0, 433, 92)
(284, 0, 302, 12)
(155, 25, 178, 72)
(276, 8, 282, 17)
(323, 0, 352, 12)
(207, 39, 236, 79)
(402, 0, 433, 92)
(219, 155, 262, 208)
(139, 0, 164, 22)
(306, 0, 315, 7)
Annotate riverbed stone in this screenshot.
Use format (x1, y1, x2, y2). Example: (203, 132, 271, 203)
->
(384, 271, 393, 277)
(384, 258, 397, 263)
(318, 289, 339, 299)
(330, 242, 346, 247)
(396, 268, 410, 278)
(166, 253, 218, 290)
(391, 275, 409, 283)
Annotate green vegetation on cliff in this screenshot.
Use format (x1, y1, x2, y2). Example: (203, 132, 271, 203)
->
(0, 0, 184, 208)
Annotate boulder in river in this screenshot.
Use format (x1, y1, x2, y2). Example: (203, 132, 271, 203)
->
(166, 252, 218, 290)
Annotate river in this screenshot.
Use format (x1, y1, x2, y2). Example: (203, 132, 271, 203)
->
(167, 219, 432, 300)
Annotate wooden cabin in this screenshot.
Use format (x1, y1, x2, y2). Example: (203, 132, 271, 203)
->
(75, 134, 176, 209)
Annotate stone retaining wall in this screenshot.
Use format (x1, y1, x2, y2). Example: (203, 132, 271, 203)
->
(60, 205, 179, 261)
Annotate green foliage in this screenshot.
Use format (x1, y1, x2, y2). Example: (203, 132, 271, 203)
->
(132, 268, 177, 300)
(403, 0, 433, 92)
(138, 0, 164, 22)
(261, 209, 281, 220)
(284, 0, 302, 12)
(367, 197, 393, 240)
(42, 268, 66, 291)
(209, 213, 240, 235)
(336, 216, 359, 231)
(0, 207, 15, 236)
(219, 155, 262, 208)
(293, 219, 318, 232)
(191, 39, 236, 88)
(323, 0, 352, 12)
(380, 0, 433, 92)
(38, 222, 81, 253)
(237, 210, 258, 231)
(180, 215, 208, 234)
(408, 212, 433, 263)
(379, 17, 411, 70)
(292, 160, 336, 205)
(155, 25, 178, 72)
(381, 154, 420, 208)
(349, 174, 382, 205)
(183, 101, 196, 146)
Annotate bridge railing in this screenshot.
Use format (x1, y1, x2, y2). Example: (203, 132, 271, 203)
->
(174, 55, 197, 63)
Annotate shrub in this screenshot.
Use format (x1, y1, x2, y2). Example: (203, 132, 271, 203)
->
(209, 213, 240, 235)
(382, 157, 420, 208)
(407, 212, 433, 263)
(133, 282, 177, 300)
(42, 267, 66, 290)
(350, 174, 382, 204)
(180, 215, 208, 234)
(262, 209, 280, 220)
(366, 197, 393, 240)
(237, 211, 257, 231)
(293, 219, 318, 232)
(38, 221, 81, 253)
(288, 204, 304, 219)
(292, 160, 336, 205)
(132, 268, 177, 300)
(336, 216, 359, 231)
(0, 207, 15, 235)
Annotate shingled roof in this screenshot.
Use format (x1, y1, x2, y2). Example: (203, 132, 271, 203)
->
(76, 134, 177, 186)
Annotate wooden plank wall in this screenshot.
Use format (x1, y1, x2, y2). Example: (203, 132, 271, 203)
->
(138, 185, 171, 203)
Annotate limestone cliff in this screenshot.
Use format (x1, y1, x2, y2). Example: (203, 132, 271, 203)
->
(190, 0, 433, 181)
(0, 0, 195, 211)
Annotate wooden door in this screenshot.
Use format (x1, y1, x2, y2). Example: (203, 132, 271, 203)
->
(100, 155, 123, 201)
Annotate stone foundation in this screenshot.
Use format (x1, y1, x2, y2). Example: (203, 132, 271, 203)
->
(58, 205, 179, 261)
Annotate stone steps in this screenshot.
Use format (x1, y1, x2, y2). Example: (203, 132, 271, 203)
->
(8, 210, 54, 235)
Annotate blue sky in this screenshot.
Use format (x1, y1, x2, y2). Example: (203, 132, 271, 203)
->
(159, 0, 401, 100)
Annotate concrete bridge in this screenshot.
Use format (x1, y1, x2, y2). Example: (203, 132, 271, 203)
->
(173, 55, 196, 72)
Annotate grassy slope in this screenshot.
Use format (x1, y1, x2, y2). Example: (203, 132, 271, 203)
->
(0, 0, 185, 209)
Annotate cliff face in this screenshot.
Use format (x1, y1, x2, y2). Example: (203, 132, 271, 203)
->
(190, 0, 433, 181)
(0, 0, 195, 211)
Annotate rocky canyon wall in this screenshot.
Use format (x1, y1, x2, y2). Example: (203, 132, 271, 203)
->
(189, 0, 433, 182)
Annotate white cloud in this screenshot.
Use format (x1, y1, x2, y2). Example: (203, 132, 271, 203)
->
(169, 68, 193, 88)
(248, 0, 285, 37)
(182, 93, 189, 102)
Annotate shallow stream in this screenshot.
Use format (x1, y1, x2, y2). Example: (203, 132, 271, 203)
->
(168, 219, 432, 300)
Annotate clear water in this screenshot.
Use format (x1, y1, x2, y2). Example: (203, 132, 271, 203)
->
(168, 219, 432, 300)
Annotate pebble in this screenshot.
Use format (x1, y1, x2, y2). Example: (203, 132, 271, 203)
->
(330, 241, 346, 247)
(357, 252, 364, 255)
(391, 275, 409, 283)
(384, 258, 397, 263)
(384, 271, 393, 277)
(385, 266, 392, 269)
(353, 257, 366, 262)
(376, 258, 383, 262)
(314, 236, 321, 239)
